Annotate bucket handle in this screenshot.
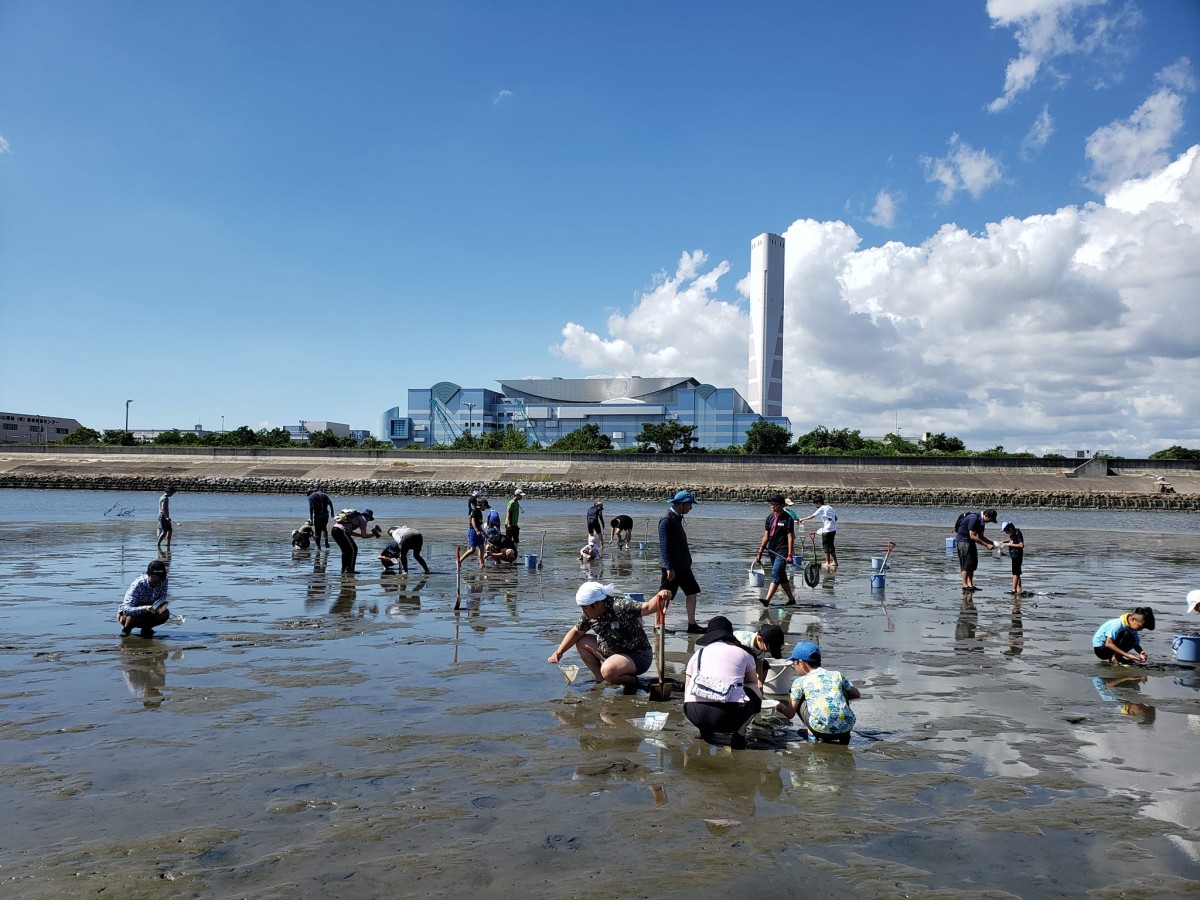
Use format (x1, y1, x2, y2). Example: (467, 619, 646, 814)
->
(750, 560, 765, 574)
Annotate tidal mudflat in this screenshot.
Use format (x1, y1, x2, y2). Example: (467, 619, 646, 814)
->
(1, 492, 1197, 898)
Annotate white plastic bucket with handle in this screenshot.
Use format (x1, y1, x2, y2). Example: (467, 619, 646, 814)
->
(748, 562, 765, 587)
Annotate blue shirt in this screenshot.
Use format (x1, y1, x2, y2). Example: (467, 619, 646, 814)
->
(956, 512, 985, 542)
(119, 575, 169, 616)
(1092, 617, 1142, 650)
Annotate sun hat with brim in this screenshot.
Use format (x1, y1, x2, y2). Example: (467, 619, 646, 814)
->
(1188, 590, 1200, 614)
(695, 615, 735, 645)
(575, 581, 614, 606)
(668, 490, 697, 505)
(788, 641, 821, 663)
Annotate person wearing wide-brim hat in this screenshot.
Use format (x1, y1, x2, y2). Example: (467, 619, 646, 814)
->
(683, 616, 761, 749)
(548, 582, 671, 691)
(659, 489, 704, 633)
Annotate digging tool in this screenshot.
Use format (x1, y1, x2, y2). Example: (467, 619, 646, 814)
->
(648, 607, 673, 702)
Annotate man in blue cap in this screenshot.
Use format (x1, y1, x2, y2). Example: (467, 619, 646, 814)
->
(658, 489, 704, 633)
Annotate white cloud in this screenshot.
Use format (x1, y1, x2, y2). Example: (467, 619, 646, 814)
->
(1021, 104, 1055, 158)
(493, 89, 513, 105)
(1085, 60, 1194, 192)
(986, 0, 1140, 112)
(553, 145, 1200, 456)
(921, 134, 1004, 203)
(0, 135, 9, 154)
(867, 189, 902, 228)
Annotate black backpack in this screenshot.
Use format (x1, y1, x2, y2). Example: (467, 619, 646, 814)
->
(954, 512, 968, 531)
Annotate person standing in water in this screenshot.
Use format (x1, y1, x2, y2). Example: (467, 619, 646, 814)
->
(659, 489, 704, 633)
(156, 487, 176, 553)
(332, 509, 379, 575)
(998, 521, 1025, 594)
(797, 494, 838, 569)
(755, 493, 797, 606)
(504, 488, 524, 546)
(307, 489, 335, 550)
(954, 508, 997, 592)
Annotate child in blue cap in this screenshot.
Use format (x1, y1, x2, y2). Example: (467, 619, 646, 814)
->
(778, 640, 860, 744)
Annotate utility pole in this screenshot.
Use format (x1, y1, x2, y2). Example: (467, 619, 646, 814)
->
(125, 399, 132, 437)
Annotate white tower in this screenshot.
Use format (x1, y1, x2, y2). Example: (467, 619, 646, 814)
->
(748, 232, 785, 417)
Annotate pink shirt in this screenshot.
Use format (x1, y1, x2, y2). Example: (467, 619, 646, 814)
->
(684, 642, 757, 704)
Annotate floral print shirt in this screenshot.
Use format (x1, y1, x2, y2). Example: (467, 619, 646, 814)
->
(575, 599, 651, 657)
(789, 666, 856, 734)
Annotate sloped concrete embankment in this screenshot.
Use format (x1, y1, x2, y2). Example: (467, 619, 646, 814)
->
(1, 472, 1194, 510)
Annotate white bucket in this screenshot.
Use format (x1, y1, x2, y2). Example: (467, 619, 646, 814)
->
(748, 565, 765, 588)
(945, 537, 957, 550)
(871, 556, 885, 570)
(637, 540, 647, 551)
(763, 661, 795, 694)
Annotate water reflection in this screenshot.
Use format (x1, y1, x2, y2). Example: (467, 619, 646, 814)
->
(955, 596, 980, 650)
(1092, 673, 1156, 725)
(119, 642, 184, 708)
(1004, 599, 1024, 656)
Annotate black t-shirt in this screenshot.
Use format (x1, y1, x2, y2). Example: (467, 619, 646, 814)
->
(764, 511, 795, 555)
(611, 515, 633, 530)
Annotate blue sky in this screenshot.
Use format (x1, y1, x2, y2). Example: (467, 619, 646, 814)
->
(1, 0, 1197, 455)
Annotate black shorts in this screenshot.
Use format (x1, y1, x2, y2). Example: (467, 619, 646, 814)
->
(1011, 558, 1023, 575)
(821, 532, 836, 552)
(659, 568, 701, 598)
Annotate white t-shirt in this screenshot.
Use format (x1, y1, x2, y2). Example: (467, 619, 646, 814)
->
(814, 505, 837, 533)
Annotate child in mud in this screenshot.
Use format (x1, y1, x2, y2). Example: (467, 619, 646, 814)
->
(1092, 607, 1155, 664)
(777, 641, 860, 744)
(998, 521, 1025, 594)
(579, 534, 603, 562)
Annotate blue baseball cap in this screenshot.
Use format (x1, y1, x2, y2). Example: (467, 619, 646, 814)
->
(668, 490, 697, 504)
(788, 641, 821, 663)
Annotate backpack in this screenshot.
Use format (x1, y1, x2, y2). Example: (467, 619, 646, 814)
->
(335, 508, 359, 524)
(486, 508, 500, 527)
(954, 512, 968, 531)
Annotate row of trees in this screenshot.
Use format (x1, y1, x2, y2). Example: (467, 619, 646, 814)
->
(55, 422, 1198, 460)
(60, 426, 393, 450)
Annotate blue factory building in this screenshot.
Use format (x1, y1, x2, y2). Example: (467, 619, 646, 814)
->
(379, 376, 790, 451)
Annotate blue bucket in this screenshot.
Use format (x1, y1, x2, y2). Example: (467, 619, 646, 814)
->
(791, 554, 803, 566)
(1173, 634, 1200, 663)
(945, 537, 957, 550)
(524, 554, 538, 569)
(626, 592, 644, 602)
(638, 540, 647, 551)
(870, 572, 886, 589)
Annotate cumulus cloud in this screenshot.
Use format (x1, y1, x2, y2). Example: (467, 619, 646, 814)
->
(921, 134, 1004, 203)
(986, 0, 1140, 112)
(1085, 58, 1195, 192)
(867, 189, 902, 228)
(0, 135, 9, 154)
(552, 145, 1200, 456)
(1021, 105, 1055, 158)
(493, 89, 513, 105)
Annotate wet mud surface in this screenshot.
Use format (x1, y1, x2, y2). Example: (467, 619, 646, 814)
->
(1, 496, 1198, 897)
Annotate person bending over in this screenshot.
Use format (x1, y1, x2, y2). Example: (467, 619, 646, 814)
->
(548, 582, 669, 691)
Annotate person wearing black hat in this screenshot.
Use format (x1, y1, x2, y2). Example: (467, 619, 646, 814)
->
(118, 560, 172, 637)
(683, 616, 762, 749)
(733, 623, 786, 691)
(332, 509, 379, 575)
(755, 494, 797, 606)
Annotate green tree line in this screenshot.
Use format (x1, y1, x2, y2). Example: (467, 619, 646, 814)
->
(56, 421, 1196, 460)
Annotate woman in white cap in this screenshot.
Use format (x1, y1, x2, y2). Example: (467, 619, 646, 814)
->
(1187, 590, 1200, 615)
(548, 582, 670, 691)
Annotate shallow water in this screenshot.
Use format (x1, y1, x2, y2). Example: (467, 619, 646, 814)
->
(1, 490, 1198, 897)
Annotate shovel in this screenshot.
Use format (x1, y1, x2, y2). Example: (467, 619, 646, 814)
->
(648, 608, 673, 702)
(881, 540, 896, 571)
(538, 532, 546, 570)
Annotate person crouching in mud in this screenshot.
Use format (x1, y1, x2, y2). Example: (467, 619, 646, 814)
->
(118, 560, 171, 637)
(1092, 607, 1155, 664)
(549, 582, 670, 691)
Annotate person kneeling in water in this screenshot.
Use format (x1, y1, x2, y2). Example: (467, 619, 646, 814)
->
(777, 641, 860, 744)
(1092, 607, 1155, 664)
(548, 582, 669, 691)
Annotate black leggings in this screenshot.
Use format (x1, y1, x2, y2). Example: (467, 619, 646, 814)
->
(399, 534, 428, 573)
(684, 693, 762, 739)
(333, 527, 357, 573)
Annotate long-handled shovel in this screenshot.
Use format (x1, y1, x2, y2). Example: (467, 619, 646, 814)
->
(648, 608, 673, 702)
(881, 540, 896, 571)
(538, 532, 546, 570)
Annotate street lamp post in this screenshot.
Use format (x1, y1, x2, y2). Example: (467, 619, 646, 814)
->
(125, 399, 132, 436)
(221, 415, 224, 434)
(465, 402, 475, 434)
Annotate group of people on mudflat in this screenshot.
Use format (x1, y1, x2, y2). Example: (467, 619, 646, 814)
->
(118, 486, 1192, 749)
(548, 489, 860, 749)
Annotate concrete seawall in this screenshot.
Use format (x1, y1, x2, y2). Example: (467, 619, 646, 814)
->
(2, 464, 1195, 510)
